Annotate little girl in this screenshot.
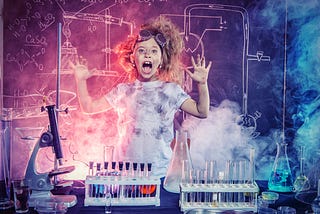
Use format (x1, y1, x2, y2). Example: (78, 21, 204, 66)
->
(73, 16, 212, 177)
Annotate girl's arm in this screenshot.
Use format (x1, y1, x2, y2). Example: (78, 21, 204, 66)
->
(181, 55, 212, 118)
(71, 61, 111, 114)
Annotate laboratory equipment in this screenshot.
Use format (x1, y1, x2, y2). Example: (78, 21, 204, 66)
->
(15, 127, 44, 152)
(84, 161, 160, 207)
(0, 108, 14, 210)
(179, 151, 259, 213)
(24, 105, 77, 208)
(312, 179, 320, 214)
(164, 130, 193, 193)
(268, 142, 294, 192)
(293, 146, 310, 192)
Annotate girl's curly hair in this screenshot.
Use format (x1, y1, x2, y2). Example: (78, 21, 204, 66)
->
(115, 16, 185, 84)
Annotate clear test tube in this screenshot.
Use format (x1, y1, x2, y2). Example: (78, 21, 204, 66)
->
(182, 160, 191, 186)
(104, 162, 109, 176)
(205, 160, 216, 206)
(189, 169, 196, 205)
(195, 169, 201, 204)
(248, 148, 255, 205)
(118, 161, 124, 199)
(198, 169, 206, 204)
(146, 163, 153, 198)
(139, 163, 145, 198)
(111, 162, 117, 175)
(88, 161, 95, 197)
(124, 161, 131, 198)
(132, 163, 138, 198)
(96, 163, 103, 198)
(110, 162, 117, 199)
(249, 148, 255, 184)
(89, 161, 94, 176)
(224, 160, 233, 204)
(205, 160, 216, 184)
(232, 161, 240, 205)
(238, 160, 247, 203)
(218, 171, 225, 204)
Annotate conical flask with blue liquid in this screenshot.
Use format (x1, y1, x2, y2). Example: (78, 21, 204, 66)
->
(268, 142, 294, 192)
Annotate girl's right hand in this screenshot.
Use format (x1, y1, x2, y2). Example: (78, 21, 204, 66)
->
(69, 57, 94, 81)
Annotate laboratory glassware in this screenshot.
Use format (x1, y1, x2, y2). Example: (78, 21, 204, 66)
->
(293, 146, 310, 192)
(312, 179, 320, 214)
(164, 130, 193, 193)
(0, 108, 14, 210)
(268, 142, 294, 192)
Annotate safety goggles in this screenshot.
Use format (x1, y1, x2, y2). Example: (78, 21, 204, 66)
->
(137, 29, 167, 48)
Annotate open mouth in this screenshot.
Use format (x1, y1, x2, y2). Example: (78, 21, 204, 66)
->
(142, 61, 152, 73)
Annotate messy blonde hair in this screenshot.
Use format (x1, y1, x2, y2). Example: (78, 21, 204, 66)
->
(115, 16, 185, 84)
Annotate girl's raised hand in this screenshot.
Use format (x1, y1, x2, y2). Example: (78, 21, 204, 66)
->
(186, 54, 212, 84)
(69, 56, 95, 81)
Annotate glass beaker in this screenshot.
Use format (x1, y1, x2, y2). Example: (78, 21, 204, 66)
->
(268, 142, 294, 192)
(0, 108, 14, 210)
(164, 130, 193, 193)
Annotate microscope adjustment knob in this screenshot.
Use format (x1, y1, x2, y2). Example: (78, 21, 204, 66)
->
(37, 179, 46, 189)
(40, 132, 53, 147)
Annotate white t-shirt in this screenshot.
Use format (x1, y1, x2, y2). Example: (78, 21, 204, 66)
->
(105, 80, 190, 177)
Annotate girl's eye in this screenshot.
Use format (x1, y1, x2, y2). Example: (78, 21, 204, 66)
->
(137, 48, 146, 54)
(151, 49, 158, 54)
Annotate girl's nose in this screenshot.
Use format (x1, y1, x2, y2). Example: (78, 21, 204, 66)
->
(144, 50, 151, 57)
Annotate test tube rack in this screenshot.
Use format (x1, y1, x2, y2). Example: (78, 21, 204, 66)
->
(179, 182, 259, 213)
(84, 175, 161, 206)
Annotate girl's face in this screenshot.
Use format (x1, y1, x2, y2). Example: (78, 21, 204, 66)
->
(133, 37, 162, 82)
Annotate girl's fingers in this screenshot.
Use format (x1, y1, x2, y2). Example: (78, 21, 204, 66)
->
(191, 56, 196, 67)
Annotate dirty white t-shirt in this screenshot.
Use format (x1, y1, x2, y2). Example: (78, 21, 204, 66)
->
(105, 80, 190, 177)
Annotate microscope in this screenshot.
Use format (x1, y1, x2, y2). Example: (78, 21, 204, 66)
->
(25, 105, 77, 208)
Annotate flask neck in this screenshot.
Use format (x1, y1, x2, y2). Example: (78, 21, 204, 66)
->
(276, 142, 288, 157)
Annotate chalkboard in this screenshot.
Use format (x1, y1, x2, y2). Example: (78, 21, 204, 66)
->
(4, 0, 318, 181)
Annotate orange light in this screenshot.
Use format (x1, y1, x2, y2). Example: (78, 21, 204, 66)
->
(138, 185, 156, 195)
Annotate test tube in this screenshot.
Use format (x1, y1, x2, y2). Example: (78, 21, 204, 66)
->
(104, 161, 109, 176)
(189, 169, 196, 204)
(205, 160, 216, 184)
(125, 162, 131, 176)
(146, 163, 153, 198)
(224, 160, 232, 204)
(139, 163, 145, 198)
(238, 160, 247, 203)
(249, 148, 255, 184)
(132, 163, 138, 198)
(182, 160, 191, 186)
(118, 161, 124, 199)
(88, 161, 94, 197)
(218, 171, 225, 204)
(124, 161, 131, 198)
(89, 161, 94, 176)
(96, 163, 103, 198)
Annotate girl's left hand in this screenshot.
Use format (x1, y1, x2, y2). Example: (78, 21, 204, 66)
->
(186, 54, 212, 84)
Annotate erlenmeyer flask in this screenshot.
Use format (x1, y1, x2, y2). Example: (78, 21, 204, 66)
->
(164, 130, 193, 193)
(268, 142, 294, 192)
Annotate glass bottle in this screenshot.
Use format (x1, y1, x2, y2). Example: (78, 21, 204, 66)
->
(268, 142, 294, 192)
(164, 130, 193, 193)
(312, 179, 320, 214)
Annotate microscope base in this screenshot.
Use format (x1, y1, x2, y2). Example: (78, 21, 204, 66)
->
(29, 190, 77, 208)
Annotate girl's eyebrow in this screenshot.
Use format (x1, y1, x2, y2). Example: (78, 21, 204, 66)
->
(135, 44, 160, 49)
